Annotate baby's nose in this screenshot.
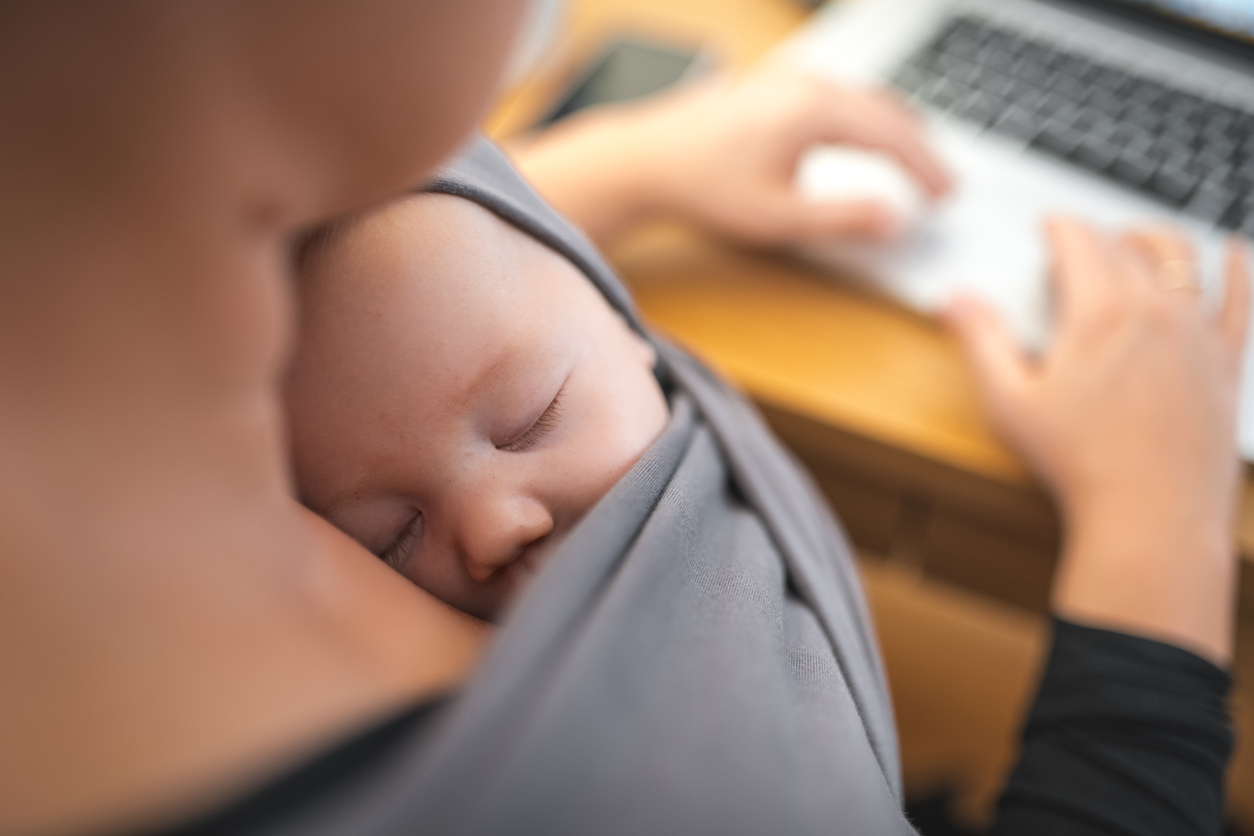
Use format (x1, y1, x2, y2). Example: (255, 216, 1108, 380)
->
(461, 496, 553, 585)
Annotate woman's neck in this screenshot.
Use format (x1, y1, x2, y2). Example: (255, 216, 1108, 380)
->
(0, 14, 488, 835)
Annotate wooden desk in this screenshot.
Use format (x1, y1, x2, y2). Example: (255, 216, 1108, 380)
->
(490, 0, 1254, 825)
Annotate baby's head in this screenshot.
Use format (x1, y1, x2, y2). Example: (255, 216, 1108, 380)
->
(285, 193, 669, 620)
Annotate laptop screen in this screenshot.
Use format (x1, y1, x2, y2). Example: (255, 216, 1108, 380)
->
(1114, 0, 1254, 43)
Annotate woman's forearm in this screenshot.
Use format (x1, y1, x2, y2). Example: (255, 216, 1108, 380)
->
(508, 65, 951, 247)
(507, 102, 665, 244)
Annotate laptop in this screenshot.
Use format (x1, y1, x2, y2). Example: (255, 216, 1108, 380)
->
(779, 0, 1254, 459)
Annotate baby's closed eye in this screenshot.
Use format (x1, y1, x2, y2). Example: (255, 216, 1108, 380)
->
(498, 385, 564, 453)
(378, 512, 422, 569)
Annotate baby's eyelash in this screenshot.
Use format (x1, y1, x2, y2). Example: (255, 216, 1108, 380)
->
(499, 386, 564, 453)
(378, 512, 421, 570)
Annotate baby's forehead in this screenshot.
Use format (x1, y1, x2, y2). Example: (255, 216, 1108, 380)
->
(301, 192, 616, 338)
(326, 193, 552, 289)
(325, 193, 505, 275)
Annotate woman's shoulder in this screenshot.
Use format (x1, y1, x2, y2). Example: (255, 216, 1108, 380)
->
(1, 507, 489, 836)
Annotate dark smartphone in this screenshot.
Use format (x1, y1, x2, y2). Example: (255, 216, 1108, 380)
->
(538, 38, 707, 127)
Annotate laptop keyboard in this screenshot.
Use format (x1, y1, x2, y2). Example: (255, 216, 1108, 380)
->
(891, 15, 1254, 233)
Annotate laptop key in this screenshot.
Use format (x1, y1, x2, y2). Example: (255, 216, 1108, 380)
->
(1087, 88, 1126, 118)
(1086, 114, 1120, 141)
(1161, 120, 1198, 147)
(1051, 75, 1088, 104)
(991, 105, 1040, 141)
(1015, 60, 1052, 89)
(920, 77, 961, 109)
(1089, 66, 1131, 93)
(1187, 180, 1236, 222)
(1067, 56, 1099, 82)
(1036, 96, 1078, 125)
(1124, 102, 1160, 131)
(952, 91, 1000, 127)
(947, 60, 984, 90)
(1200, 134, 1237, 163)
(1111, 151, 1158, 187)
(1220, 197, 1251, 231)
(1130, 79, 1169, 106)
(1110, 123, 1155, 154)
(1196, 152, 1234, 183)
(1232, 114, 1254, 141)
(1157, 92, 1197, 120)
(945, 36, 982, 63)
(976, 73, 1016, 101)
(1230, 169, 1254, 194)
(1149, 165, 1198, 206)
(977, 47, 1016, 76)
(1149, 135, 1192, 165)
(1203, 106, 1233, 135)
(1072, 136, 1119, 171)
(1033, 121, 1083, 156)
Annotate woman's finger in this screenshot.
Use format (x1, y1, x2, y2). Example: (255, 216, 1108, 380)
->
(1111, 235, 1153, 297)
(858, 88, 954, 196)
(1221, 237, 1251, 361)
(808, 84, 953, 199)
(1121, 225, 1199, 296)
(943, 294, 1031, 411)
(1045, 217, 1115, 330)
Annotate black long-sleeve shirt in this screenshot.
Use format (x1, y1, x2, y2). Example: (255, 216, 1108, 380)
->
(148, 619, 1234, 836)
(991, 619, 1234, 836)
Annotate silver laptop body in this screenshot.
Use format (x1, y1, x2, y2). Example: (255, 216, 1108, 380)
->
(780, 0, 1254, 459)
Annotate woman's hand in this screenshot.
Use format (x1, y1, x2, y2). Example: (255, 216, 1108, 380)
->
(509, 62, 950, 245)
(946, 218, 1249, 663)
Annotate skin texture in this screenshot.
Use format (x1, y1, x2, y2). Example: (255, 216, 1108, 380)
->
(510, 62, 952, 246)
(287, 195, 669, 621)
(946, 220, 1249, 664)
(0, 2, 524, 834)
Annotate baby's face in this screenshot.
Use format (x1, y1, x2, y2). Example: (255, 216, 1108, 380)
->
(286, 194, 669, 620)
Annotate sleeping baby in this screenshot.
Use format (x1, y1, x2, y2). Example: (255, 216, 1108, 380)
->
(284, 189, 670, 621)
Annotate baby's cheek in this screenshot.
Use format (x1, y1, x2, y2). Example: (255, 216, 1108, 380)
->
(584, 369, 669, 496)
(401, 544, 505, 621)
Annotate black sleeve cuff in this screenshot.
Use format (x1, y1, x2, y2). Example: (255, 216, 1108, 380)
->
(991, 618, 1234, 836)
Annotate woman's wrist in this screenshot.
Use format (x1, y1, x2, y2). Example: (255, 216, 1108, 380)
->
(1051, 495, 1237, 665)
(507, 99, 673, 243)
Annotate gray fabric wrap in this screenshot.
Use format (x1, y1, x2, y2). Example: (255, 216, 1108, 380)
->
(288, 135, 913, 835)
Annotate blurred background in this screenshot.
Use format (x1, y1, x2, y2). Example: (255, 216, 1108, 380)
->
(484, 0, 1254, 832)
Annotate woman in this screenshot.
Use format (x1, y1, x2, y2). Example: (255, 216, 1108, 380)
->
(0, 3, 517, 832)
(0, 2, 1242, 834)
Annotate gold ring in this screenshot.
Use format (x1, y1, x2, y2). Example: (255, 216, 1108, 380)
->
(1157, 258, 1199, 293)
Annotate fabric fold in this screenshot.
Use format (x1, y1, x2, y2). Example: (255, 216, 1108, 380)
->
(283, 134, 914, 835)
